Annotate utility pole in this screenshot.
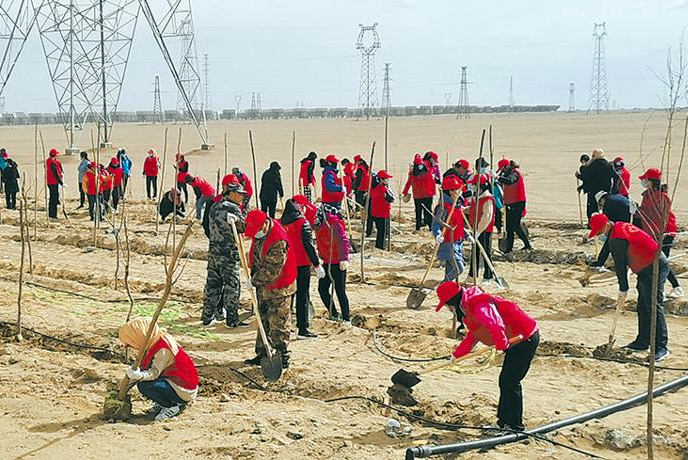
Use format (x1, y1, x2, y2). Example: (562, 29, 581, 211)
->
(153, 75, 163, 124)
(569, 82, 575, 112)
(588, 22, 610, 114)
(508, 75, 514, 109)
(381, 62, 392, 116)
(202, 53, 210, 112)
(456, 66, 470, 119)
(356, 23, 381, 120)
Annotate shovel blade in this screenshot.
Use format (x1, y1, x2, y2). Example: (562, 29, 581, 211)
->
(261, 351, 283, 381)
(407, 287, 429, 309)
(391, 368, 422, 388)
(495, 277, 509, 290)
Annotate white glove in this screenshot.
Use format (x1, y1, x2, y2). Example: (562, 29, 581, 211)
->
(227, 213, 238, 223)
(629, 201, 638, 215)
(339, 261, 349, 271)
(125, 367, 145, 381)
(435, 234, 444, 244)
(243, 278, 253, 290)
(315, 265, 326, 279)
(618, 290, 628, 301)
(465, 233, 475, 244)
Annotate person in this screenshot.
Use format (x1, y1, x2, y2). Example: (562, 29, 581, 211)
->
(580, 148, 615, 219)
(433, 176, 468, 282)
(402, 153, 435, 231)
(423, 151, 441, 185)
(575, 153, 590, 215)
(232, 167, 253, 206)
(314, 203, 351, 323)
(636, 168, 683, 298)
(435, 281, 539, 433)
(107, 156, 123, 212)
(466, 174, 496, 285)
(46, 148, 64, 220)
(493, 159, 508, 235)
(596, 191, 630, 223)
(352, 154, 371, 210)
(0, 148, 6, 194)
(342, 158, 356, 196)
(281, 195, 324, 338)
(611, 156, 630, 197)
(117, 148, 132, 195)
(497, 159, 532, 253)
(320, 154, 345, 208)
(588, 213, 670, 361)
(443, 158, 471, 182)
(243, 210, 297, 369)
(298, 151, 317, 202)
(143, 148, 160, 200)
(99, 165, 113, 214)
(185, 175, 216, 220)
(77, 151, 89, 209)
(82, 162, 100, 221)
(175, 153, 190, 203)
(118, 317, 199, 421)
(203, 182, 250, 328)
(370, 169, 395, 249)
(1, 152, 19, 210)
(259, 161, 284, 218)
(159, 187, 186, 222)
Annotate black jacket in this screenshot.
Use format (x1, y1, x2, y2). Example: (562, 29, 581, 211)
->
(280, 199, 319, 266)
(259, 162, 284, 203)
(581, 158, 614, 194)
(1, 159, 19, 193)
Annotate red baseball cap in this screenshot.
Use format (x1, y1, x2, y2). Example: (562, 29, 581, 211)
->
(244, 210, 268, 238)
(588, 212, 610, 239)
(89, 161, 97, 169)
(455, 159, 470, 170)
(110, 156, 119, 166)
(353, 154, 362, 162)
(435, 281, 463, 312)
(222, 173, 239, 187)
(413, 153, 422, 165)
(468, 173, 490, 186)
(442, 175, 463, 191)
(377, 169, 393, 180)
(426, 151, 439, 161)
(639, 168, 661, 181)
(49, 148, 59, 157)
(325, 154, 339, 163)
(612, 156, 624, 163)
(147, 148, 156, 155)
(497, 159, 510, 170)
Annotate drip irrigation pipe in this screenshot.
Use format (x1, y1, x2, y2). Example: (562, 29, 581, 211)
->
(372, 331, 448, 362)
(405, 372, 688, 458)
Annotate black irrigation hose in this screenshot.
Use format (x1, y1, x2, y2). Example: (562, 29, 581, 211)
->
(325, 395, 603, 459)
(195, 363, 268, 392)
(372, 331, 448, 363)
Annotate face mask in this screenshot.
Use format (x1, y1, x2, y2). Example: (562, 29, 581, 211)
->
(599, 234, 608, 243)
(641, 179, 648, 188)
(255, 229, 267, 239)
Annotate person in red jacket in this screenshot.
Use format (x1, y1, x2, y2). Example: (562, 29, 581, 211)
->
(433, 176, 468, 282)
(352, 154, 371, 208)
(314, 203, 351, 323)
(466, 174, 496, 285)
(402, 153, 436, 231)
(281, 194, 324, 338)
(298, 151, 318, 202)
(175, 153, 190, 203)
(611, 156, 630, 197)
(588, 212, 670, 361)
(143, 149, 160, 200)
(185, 175, 216, 219)
(342, 158, 356, 196)
(46, 148, 64, 220)
(243, 210, 297, 370)
(370, 169, 395, 250)
(107, 156, 123, 212)
(435, 282, 539, 433)
(99, 165, 113, 214)
(497, 159, 532, 253)
(82, 162, 100, 221)
(119, 317, 198, 421)
(320, 154, 345, 208)
(232, 167, 253, 206)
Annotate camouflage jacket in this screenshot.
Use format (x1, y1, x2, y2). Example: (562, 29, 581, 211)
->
(251, 239, 296, 299)
(208, 199, 246, 256)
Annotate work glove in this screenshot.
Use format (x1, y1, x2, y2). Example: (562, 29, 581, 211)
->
(629, 200, 638, 215)
(465, 233, 475, 245)
(243, 278, 253, 291)
(435, 234, 444, 244)
(618, 290, 628, 302)
(339, 261, 349, 271)
(125, 367, 145, 381)
(227, 213, 238, 224)
(315, 265, 326, 279)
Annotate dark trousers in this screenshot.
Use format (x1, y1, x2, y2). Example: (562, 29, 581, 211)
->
(414, 197, 433, 231)
(373, 216, 389, 250)
(295, 265, 312, 332)
(79, 184, 85, 207)
(261, 199, 277, 218)
(112, 186, 121, 210)
(663, 235, 680, 288)
(498, 330, 539, 431)
(137, 378, 185, 408)
(635, 257, 669, 350)
(48, 184, 59, 219)
(318, 263, 350, 321)
(122, 175, 129, 195)
(5, 191, 17, 209)
(146, 175, 158, 199)
(87, 194, 100, 221)
(468, 231, 493, 279)
(177, 181, 188, 203)
(505, 201, 531, 252)
(586, 192, 598, 220)
(495, 207, 503, 233)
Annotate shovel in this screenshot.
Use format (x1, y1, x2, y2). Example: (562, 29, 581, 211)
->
(460, 212, 509, 289)
(597, 295, 626, 356)
(230, 220, 283, 381)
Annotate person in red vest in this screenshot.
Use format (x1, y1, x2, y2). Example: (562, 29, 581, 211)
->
(99, 164, 113, 214)
(370, 169, 395, 250)
(106, 156, 123, 213)
(402, 153, 436, 231)
(435, 282, 539, 433)
(611, 156, 630, 197)
(320, 154, 345, 209)
(314, 203, 351, 324)
(466, 173, 496, 285)
(243, 210, 297, 369)
(185, 175, 216, 219)
(143, 148, 160, 200)
(588, 212, 670, 361)
(119, 317, 198, 421)
(46, 148, 64, 220)
(433, 176, 468, 282)
(352, 154, 371, 209)
(298, 151, 318, 202)
(232, 167, 253, 206)
(175, 153, 190, 203)
(82, 162, 100, 221)
(423, 151, 441, 185)
(281, 194, 324, 338)
(497, 159, 532, 253)
(342, 158, 356, 196)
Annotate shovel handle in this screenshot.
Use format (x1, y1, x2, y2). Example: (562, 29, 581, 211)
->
(419, 335, 523, 375)
(420, 192, 462, 285)
(607, 295, 626, 344)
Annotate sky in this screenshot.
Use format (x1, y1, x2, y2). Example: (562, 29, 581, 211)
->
(3, 0, 688, 113)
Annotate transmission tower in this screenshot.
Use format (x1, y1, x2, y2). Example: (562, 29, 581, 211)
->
(257, 92, 262, 110)
(202, 52, 210, 111)
(0, 0, 38, 101)
(234, 94, 241, 118)
(356, 23, 381, 120)
(588, 22, 610, 114)
(381, 62, 391, 116)
(153, 75, 163, 124)
(508, 76, 514, 108)
(569, 82, 575, 112)
(444, 93, 452, 105)
(456, 66, 470, 119)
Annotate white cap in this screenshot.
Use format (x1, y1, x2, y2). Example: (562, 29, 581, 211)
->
(595, 191, 608, 203)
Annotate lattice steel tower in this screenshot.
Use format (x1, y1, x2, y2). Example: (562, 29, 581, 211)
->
(456, 66, 470, 119)
(569, 82, 575, 112)
(356, 23, 381, 120)
(202, 52, 210, 111)
(153, 75, 163, 123)
(0, 0, 38, 105)
(588, 22, 610, 114)
(381, 62, 391, 116)
(508, 76, 514, 108)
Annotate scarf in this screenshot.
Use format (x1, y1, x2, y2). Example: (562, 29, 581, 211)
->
(118, 317, 179, 356)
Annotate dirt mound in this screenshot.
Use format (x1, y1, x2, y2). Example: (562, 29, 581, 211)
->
(501, 248, 591, 265)
(537, 341, 590, 358)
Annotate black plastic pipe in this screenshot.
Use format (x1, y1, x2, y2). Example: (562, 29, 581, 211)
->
(406, 373, 688, 459)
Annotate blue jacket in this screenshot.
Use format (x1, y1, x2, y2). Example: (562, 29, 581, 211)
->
(323, 165, 343, 192)
(120, 153, 132, 175)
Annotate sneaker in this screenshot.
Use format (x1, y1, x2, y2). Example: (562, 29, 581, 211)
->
(281, 354, 290, 369)
(342, 320, 352, 327)
(226, 321, 249, 328)
(481, 423, 504, 435)
(654, 348, 670, 362)
(155, 405, 180, 422)
(297, 329, 318, 339)
(146, 402, 163, 416)
(244, 355, 261, 366)
(624, 341, 649, 352)
(667, 286, 684, 298)
(202, 318, 218, 327)
(215, 313, 226, 323)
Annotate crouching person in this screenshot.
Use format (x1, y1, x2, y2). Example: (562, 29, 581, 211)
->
(118, 318, 199, 421)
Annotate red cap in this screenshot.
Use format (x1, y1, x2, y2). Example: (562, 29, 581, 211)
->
(639, 168, 661, 181)
(353, 154, 362, 162)
(456, 159, 470, 170)
(0, 152, 7, 159)
(588, 212, 610, 239)
(49, 148, 59, 157)
(435, 281, 462, 312)
(89, 161, 97, 169)
(413, 153, 422, 165)
(612, 156, 624, 163)
(147, 148, 156, 155)
(325, 154, 339, 163)
(426, 151, 439, 161)
(468, 173, 490, 186)
(442, 175, 463, 191)
(292, 194, 309, 206)
(377, 169, 393, 179)
(110, 156, 119, 166)
(245, 210, 268, 239)
(222, 173, 239, 187)
(497, 159, 510, 170)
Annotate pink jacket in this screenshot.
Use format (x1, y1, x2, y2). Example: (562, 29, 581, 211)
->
(453, 286, 538, 358)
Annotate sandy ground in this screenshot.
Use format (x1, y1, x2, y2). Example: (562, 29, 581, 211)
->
(1, 112, 688, 459)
